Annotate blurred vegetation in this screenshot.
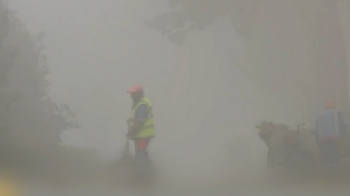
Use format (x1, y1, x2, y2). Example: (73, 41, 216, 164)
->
(146, 0, 262, 45)
(0, 1, 79, 171)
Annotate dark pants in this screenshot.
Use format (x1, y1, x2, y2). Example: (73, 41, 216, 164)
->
(133, 137, 153, 178)
(320, 140, 340, 165)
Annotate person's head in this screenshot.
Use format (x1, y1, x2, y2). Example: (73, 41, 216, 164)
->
(325, 99, 335, 109)
(127, 84, 144, 103)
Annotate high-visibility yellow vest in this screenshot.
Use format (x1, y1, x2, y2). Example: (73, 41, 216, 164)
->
(130, 97, 155, 138)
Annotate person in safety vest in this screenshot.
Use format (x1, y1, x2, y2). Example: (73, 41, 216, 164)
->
(126, 85, 155, 176)
(315, 99, 346, 167)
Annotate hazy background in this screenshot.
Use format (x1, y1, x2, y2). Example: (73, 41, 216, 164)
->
(0, 1, 349, 194)
(8, 0, 266, 182)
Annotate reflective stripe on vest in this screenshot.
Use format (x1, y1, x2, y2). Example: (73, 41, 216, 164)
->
(130, 97, 155, 138)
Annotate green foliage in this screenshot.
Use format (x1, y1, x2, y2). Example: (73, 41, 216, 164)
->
(0, 1, 79, 167)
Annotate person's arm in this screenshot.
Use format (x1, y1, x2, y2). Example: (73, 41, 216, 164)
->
(127, 104, 148, 137)
(337, 111, 347, 138)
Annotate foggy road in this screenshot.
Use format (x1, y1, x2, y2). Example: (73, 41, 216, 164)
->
(19, 184, 350, 196)
(17, 171, 350, 196)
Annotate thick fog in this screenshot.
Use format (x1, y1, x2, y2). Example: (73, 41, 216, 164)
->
(8, 0, 267, 183)
(7, 0, 350, 190)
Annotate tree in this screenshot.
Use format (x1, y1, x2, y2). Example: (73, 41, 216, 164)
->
(147, 1, 350, 134)
(146, 0, 261, 44)
(0, 1, 79, 168)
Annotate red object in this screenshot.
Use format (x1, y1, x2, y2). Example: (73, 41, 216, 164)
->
(135, 138, 150, 150)
(325, 99, 335, 109)
(127, 84, 143, 93)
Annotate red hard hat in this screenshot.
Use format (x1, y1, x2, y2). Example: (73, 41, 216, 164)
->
(127, 84, 143, 93)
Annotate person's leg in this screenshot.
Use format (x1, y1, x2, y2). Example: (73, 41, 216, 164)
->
(324, 141, 334, 165)
(335, 140, 341, 164)
(320, 141, 341, 173)
(134, 139, 141, 160)
(329, 140, 340, 165)
(319, 142, 327, 165)
(134, 138, 153, 179)
(324, 140, 341, 176)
